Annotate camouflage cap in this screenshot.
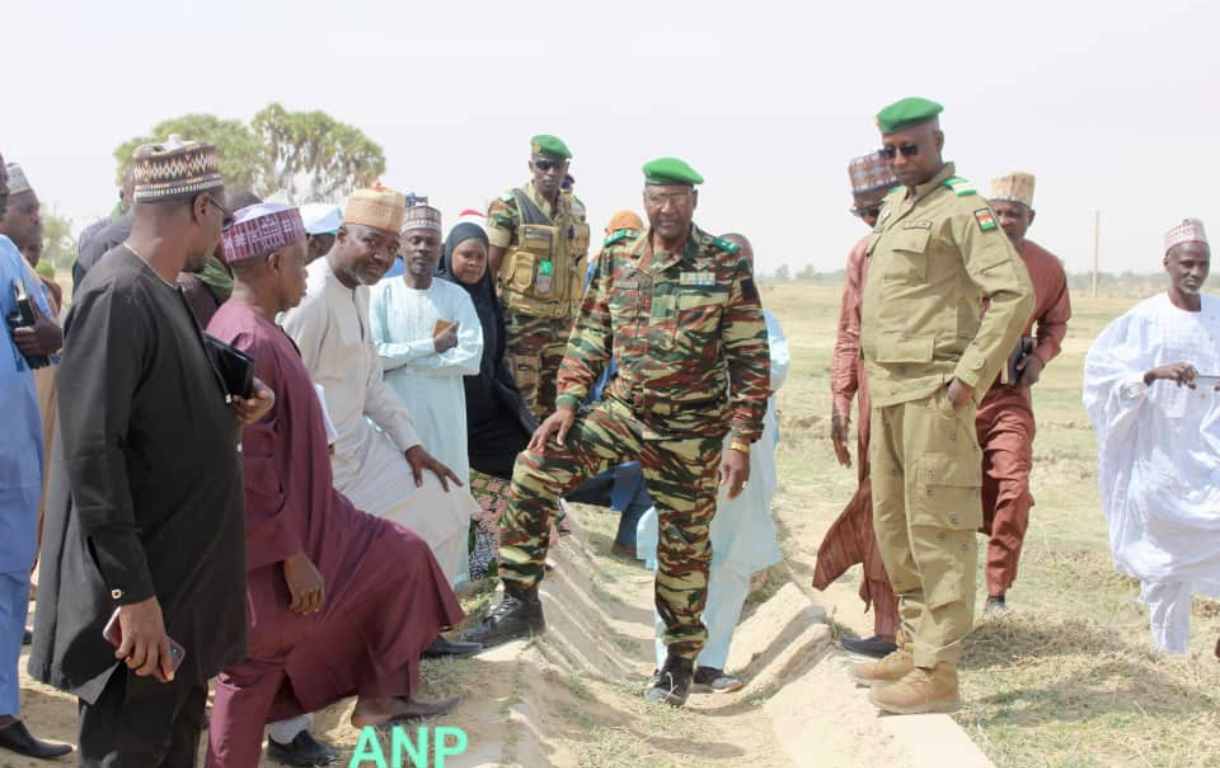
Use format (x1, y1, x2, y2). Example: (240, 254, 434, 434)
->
(530, 134, 572, 160)
(643, 157, 703, 187)
(876, 97, 944, 134)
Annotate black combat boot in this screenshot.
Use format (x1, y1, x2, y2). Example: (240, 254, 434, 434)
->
(644, 654, 694, 707)
(461, 582, 545, 650)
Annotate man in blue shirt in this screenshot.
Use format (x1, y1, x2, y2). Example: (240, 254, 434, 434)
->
(0, 154, 70, 759)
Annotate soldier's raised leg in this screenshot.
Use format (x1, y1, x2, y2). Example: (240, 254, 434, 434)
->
(464, 400, 642, 647)
(640, 434, 723, 706)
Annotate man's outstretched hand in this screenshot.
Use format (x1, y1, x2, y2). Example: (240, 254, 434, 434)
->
(405, 445, 462, 491)
(528, 407, 576, 453)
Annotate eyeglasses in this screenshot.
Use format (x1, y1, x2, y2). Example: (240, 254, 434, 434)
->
(532, 159, 566, 173)
(208, 195, 235, 228)
(851, 206, 882, 219)
(879, 144, 919, 160)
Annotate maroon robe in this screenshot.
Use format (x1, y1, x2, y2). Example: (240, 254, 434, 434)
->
(204, 300, 463, 767)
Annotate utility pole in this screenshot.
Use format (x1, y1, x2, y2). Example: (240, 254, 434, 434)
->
(1092, 210, 1101, 298)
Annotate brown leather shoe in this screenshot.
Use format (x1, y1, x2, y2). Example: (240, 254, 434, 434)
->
(869, 663, 961, 715)
(849, 646, 913, 687)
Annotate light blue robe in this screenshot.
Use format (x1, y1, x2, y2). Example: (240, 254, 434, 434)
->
(639, 310, 790, 669)
(0, 234, 50, 715)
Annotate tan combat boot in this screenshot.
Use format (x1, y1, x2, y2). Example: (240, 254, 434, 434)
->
(868, 663, 960, 714)
(848, 633, 914, 687)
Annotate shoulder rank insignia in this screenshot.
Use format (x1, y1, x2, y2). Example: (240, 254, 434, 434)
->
(943, 176, 977, 197)
(711, 236, 741, 255)
(974, 208, 998, 232)
(603, 228, 635, 247)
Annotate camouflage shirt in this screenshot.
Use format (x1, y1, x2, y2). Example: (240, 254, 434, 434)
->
(556, 225, 770, 442)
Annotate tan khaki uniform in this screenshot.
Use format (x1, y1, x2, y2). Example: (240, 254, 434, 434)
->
(860, 163, 1033, 668)
(488, 181, 591, 419)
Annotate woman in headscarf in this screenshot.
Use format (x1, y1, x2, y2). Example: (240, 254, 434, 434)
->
(437, 214, 536, 579)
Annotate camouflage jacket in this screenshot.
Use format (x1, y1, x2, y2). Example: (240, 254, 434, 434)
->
(555, 225, 770, 442)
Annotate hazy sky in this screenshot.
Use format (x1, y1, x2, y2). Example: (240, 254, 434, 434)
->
(5, 0, 1218, 274)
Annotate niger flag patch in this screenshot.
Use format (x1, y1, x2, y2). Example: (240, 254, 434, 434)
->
(974, 208, 998, 232)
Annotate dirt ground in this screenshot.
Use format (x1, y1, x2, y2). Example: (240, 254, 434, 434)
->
(15, 279, 1220, 767)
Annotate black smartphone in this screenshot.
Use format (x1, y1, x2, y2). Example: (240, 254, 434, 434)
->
(6, 282, 50, 369)
(102, 608, 186, 675)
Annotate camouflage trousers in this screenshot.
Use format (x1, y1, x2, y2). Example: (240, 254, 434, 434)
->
(499, 396, 724, 660)
(505, 311, 571, 421)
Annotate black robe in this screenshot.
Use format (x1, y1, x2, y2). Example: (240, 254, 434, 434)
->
(29, 246, 247, 703)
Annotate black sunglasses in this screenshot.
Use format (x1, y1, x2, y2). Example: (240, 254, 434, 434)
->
(879, 144, 919, 160)
(532, 159, 565, 172)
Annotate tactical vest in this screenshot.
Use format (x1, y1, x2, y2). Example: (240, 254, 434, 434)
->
(497, 188, 591, 319)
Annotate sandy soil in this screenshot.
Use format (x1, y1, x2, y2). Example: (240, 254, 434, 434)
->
(15, 507, 931, 768)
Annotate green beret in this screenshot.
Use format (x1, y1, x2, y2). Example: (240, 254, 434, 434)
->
(530, 134, 572, 160)
(876, 97, 944, 134)
(643, 157, 704, 187)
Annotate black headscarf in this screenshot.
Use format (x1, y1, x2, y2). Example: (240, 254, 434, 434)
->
(438, 222, 535, 475)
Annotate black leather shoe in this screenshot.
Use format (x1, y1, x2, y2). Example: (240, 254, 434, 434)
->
(840, 635, 898, 659)
(266, 730, 337, 767)
(0, 720, 72, 759)
(423, 635, 483, 659)
(21, 629, 31, 646)
(644, 655, 694, 707)
(460, 584, 545, 650)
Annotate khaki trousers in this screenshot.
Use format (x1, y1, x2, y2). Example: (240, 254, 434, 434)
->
(870, 387, 982, 668)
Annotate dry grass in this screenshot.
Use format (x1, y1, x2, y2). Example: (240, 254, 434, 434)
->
(763, 280, 1220, 768)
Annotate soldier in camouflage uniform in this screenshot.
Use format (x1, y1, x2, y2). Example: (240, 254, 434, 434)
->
(487, 135, 592, 421)
(465, 157, 770, 708)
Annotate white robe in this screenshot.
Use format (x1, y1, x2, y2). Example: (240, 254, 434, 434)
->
(1083, 292, 1220, 653)
(368, 278, 483, 485)
(281, 257, 475, 585)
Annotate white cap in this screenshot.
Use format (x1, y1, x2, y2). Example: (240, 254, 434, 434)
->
(299, 203, 342, 235)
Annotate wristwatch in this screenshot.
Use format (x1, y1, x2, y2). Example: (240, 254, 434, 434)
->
(729, 439, 751, 455)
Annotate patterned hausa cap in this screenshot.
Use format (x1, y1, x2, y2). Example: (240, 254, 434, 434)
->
(344, 183, 406, 234)
(221, 202, 306, 264)
(989, 172, 1036, 209)
(130, 135, 223, 203)
(1164, 218, 1208, 254)
(402, 194, 442, 234)
(848, 152, 898, 197)
(4, 163, 31, 196)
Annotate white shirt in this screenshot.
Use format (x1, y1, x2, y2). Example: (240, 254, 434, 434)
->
(369, 277, 483, 485)
(281, 257, 474, 584)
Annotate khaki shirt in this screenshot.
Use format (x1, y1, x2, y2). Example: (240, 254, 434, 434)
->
(860, 163, 1034, 407)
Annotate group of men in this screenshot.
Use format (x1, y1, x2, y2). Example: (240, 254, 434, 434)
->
(817, 122, 1072, 668)
(0, 91, 1214, 766)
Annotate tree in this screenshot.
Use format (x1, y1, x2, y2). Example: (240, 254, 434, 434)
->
(796, 264, 817, 280)
(40, 208, 75, 271)
(252, 103, 386, 203)
(773, 264, 791, 282)
(114, 114, 264, 193)
(112, 106, 385, 204)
